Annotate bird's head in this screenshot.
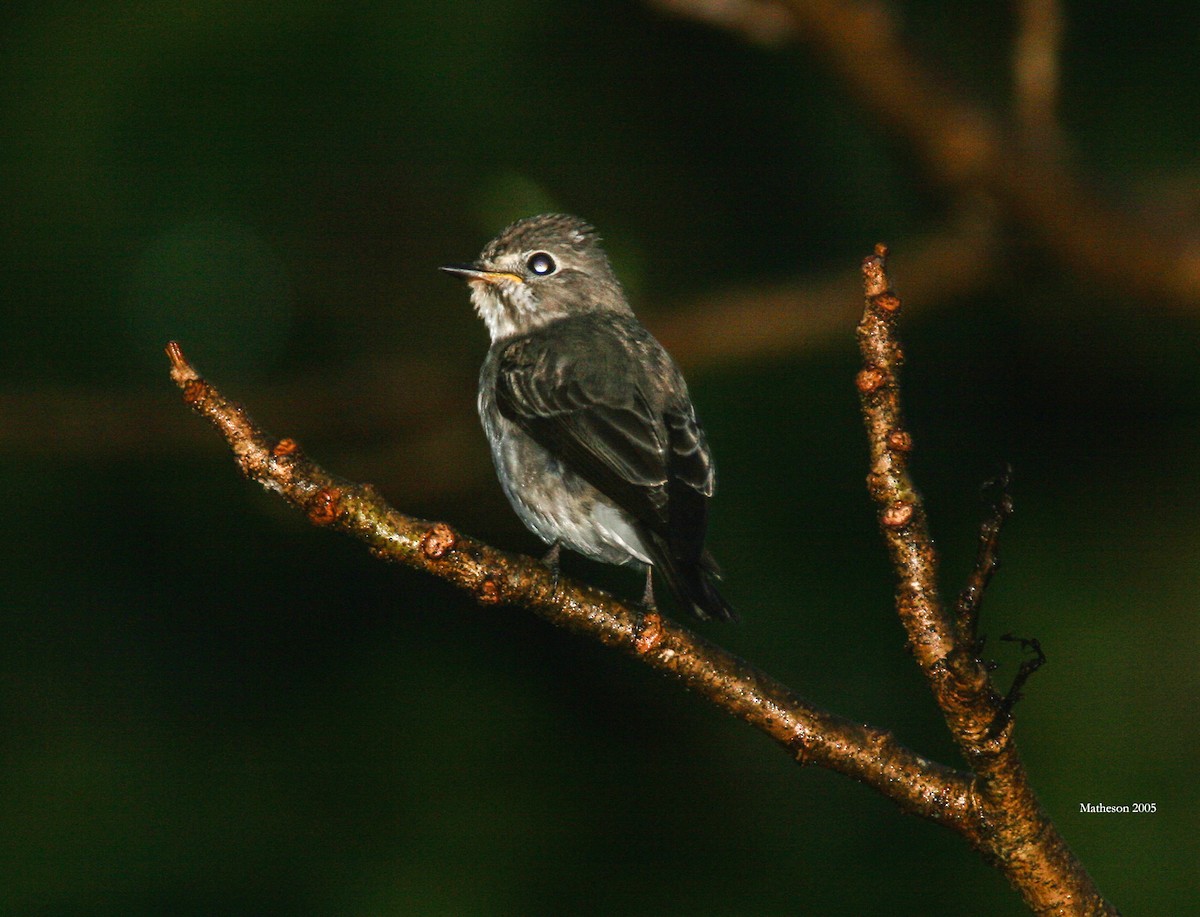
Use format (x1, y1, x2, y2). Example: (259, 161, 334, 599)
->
(442, 213, 630, 341)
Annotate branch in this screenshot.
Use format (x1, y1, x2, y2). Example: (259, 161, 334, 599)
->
(9, 215, 996, 466)
(165, 239, 1117, 914)
(647, 0, 797, 46)
(857, 247, 1117, 916)
(655, 207, 996, 367)
(1013, 0, 1065, 155)
(955, 466, 1014, 647)
(163, 340, 973, 830)
(996, 633, 1047, 728)
(655, 0, 1200, 311)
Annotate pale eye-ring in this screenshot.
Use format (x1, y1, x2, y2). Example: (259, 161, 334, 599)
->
(526, 252, 557, 276)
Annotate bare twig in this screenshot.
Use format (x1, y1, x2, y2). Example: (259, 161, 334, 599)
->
(857, 247, 1116, 916)
(164, 339, 975, 829)
(995, 633, 1047, 729)
(955, 465, 1015, 647)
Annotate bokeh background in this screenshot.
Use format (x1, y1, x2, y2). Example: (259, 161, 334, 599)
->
(3, 2, 1197, 914)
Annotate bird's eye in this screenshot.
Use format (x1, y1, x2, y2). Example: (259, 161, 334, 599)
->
(526, 252, 557, 276)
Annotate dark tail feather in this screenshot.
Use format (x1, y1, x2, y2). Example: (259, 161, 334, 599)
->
(648, 536, 737, 623)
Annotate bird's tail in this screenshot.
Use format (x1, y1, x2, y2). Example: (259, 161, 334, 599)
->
(648, 536, 737, 623)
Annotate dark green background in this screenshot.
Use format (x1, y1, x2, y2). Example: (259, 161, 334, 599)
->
(2, 2, 1195, 914)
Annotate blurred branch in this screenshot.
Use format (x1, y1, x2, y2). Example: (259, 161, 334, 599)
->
(648, 0, 797, 46)
(5, 213, 996, 470)
(857, 247, 1115, 916)
(163, 339, 976, 831)
(656, 206, 996, 366)
(0, 357, 472, 458)
(1013, 0, 1064, 154)
(653, 0, 1200, 310)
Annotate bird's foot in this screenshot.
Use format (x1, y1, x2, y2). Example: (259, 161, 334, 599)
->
(636, 570, 664, 653)
(541, 543, 562, 592)
(641, 566, 657, 611)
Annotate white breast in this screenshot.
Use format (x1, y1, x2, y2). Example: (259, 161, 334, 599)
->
(479, 402, 652, 569)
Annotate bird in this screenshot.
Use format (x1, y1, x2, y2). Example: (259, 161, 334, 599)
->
(441, 213, 734, 622)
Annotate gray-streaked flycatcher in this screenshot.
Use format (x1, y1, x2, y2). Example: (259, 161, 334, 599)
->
(442, 213, 734, 622)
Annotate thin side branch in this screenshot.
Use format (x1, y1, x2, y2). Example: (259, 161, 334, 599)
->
(856, 249, 1116, 916)
(164, 340, 973, 830)
(955, 466, 1015, 647)
(995, 633, 1047, 728)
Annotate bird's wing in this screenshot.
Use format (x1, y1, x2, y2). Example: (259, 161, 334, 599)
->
(493, 316, 713, 555)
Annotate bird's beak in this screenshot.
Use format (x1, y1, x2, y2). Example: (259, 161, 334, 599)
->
(440, 263, 524, 285)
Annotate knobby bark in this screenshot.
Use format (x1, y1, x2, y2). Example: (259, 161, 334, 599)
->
(167, 246, 1118, 915)
(856, 246, 1115, 915)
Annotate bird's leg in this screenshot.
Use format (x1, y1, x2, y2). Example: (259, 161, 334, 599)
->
(634, 567, 664, 653)
(541, 542, 562, 590)
(641, 566, 657, 610)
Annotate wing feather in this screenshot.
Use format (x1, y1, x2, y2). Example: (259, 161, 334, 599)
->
(493, 315, 713, 558)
